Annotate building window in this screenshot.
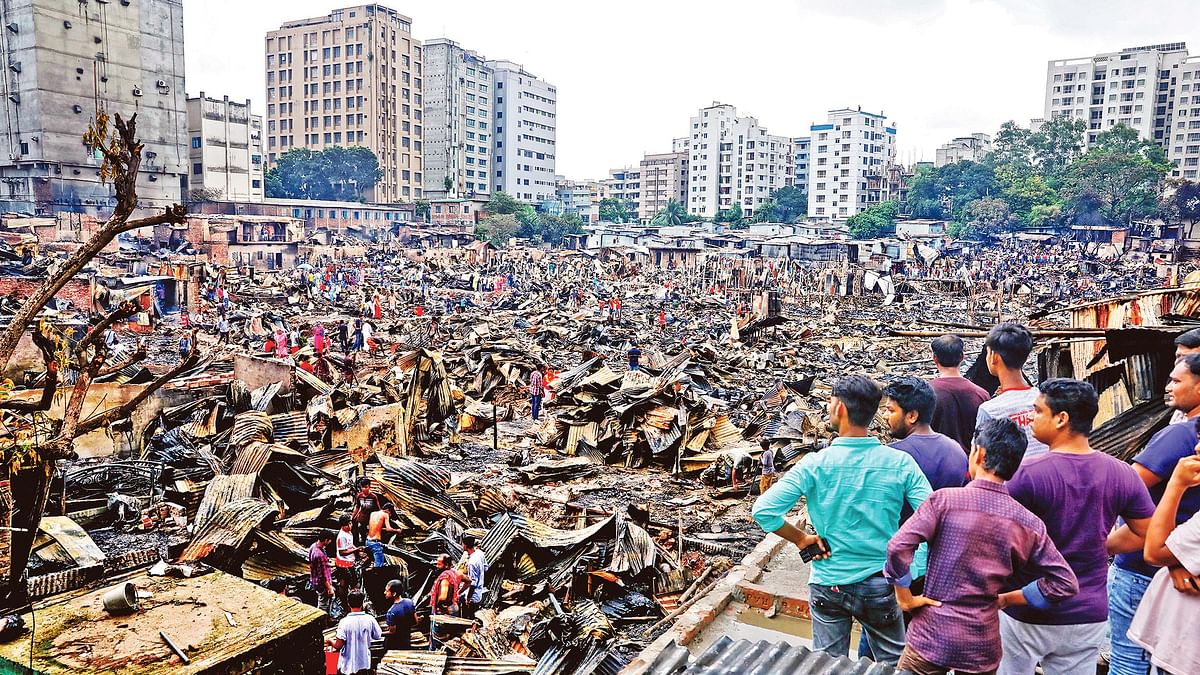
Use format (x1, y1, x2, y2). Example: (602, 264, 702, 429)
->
(191, 137, 202, 149)
(192, 163, 202, 175)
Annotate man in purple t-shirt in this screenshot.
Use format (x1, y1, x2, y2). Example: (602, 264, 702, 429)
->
(929, 334, 991, 453)
(883, 377, 969, 517)
(999, 379, 1155, 675)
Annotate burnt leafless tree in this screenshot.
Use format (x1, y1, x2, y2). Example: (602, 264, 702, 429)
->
(0, 112, 196, 608)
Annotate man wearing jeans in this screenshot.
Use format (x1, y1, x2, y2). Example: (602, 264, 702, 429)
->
(753, 375, 931, 664)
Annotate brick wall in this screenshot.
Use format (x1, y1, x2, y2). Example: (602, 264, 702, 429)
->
(0, 277, 92, 312)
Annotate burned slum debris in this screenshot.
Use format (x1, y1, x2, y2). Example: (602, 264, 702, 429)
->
(0, 219, 1194, 673)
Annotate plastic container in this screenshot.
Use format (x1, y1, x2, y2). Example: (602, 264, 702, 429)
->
(101, 582, 138, 614)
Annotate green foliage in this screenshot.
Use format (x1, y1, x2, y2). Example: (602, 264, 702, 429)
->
(752, 199, 779, 223)
(414, 199, 431, 220)
(598, 197, 636, 223)
(475, 214, 520, 245)
(771, 186, 808, 223)
(1031, 117, 1087, 182)
(846, 200, 899, 239)
(443, 175, 454, 193)
(714, 203, 746, 228)
(1061, 124, 1170, 224)
(904, 161, 996, 220)
(961, 197, 1017, 237)
(1162, 179, 1200, 224)
(538, 213, 585, 245)
(651, 199, 686, 226)
(485, 191, 524, 215)
(265, 146, 382, 202)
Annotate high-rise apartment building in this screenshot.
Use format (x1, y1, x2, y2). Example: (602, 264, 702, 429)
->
(0, 0, 187, 215)
(935, 132, 991, 166)
(488, 60, 556, 203)
(186, 93, 264, 201)
(685, 103, 794, 219)
(266, 4, 423, 203)
(638, 151, 688, 222)
(600, 167, 641, 219)
(793, 137, 810, 195)
(1168, 56, 1200, 180)
(422, 38, 491, 200)
(553, 177, 597, 223)
(807, 107, 897, 220)
(1044, 43, 1187, 148)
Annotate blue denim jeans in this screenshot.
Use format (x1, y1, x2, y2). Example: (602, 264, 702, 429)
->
(365, 539, 385, 567)
(531, 394, 543, 420)
(809, 574, 906, 665)
(1108, 564, 1153, 675)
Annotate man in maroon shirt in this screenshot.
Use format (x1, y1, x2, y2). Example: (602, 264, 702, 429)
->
(929, 334, 990, 453)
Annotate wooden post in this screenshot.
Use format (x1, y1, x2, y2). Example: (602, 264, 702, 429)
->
(493, 402, 499, 451)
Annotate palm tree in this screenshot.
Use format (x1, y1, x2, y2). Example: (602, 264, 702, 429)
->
(652, 199, 686, 226)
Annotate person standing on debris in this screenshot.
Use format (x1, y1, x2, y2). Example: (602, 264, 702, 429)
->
(460, 534, 488, 618)
(976, 323, 1049, 459)
(627, 346, 641, 372)
(273, 328, 288, 359)
(431, 553, 460, 617)
(758, 440, 777, 495)
(752, 375, 932, 664)
(178, 330, 192, 360)
(335, 514, 360, 604)
(336, 320, 349, 352)
(928, 334, 991, 453)
(308, 529, 336, 615)
(216, 315, 229, 346)
(382, 579, 415, 651)
(1126, 450, 1200, 675)
(885, 417, 1078, 675)
(351, 479, 382, 546)
(313, 321, 325, 354)
(1105, 354, 1200, 675)
(529, 364, 545, 421)
(366, 503, 403, 568)
(326, 590, 380, 675)
(351, 318, 364, 352)
(998, 379, 1155, 675)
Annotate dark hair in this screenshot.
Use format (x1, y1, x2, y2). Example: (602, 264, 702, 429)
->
(1176, 328, 1200, 349)
(931, 334, 965, 367)
(437, 553, 452, 567)
(319, 529, 336, 543)
(986, 323, 1034, 370)
(338, 514, 351, 527)
(1182, 352, 1200, 377)
(883, 377, 937, 424)
(1038, 378, 1098, 436)
(347, 590, 365, 609)
(462, 533, 477, 549)
(386, 579, 404, 598)
(383, 501, 397, 513)
(974, 418, 1027, 480)
(832, 375, 883, 427)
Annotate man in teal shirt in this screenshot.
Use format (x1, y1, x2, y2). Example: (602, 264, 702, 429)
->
(752, 375, 932, 664)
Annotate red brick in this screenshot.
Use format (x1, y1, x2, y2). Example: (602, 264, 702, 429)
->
(779, 595, 810, 619)
(737, 581, 774, 610)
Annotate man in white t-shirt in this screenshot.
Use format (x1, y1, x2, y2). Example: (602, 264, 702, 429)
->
(976, 322, 1048, 458)
(334, 514, 359, 610)
(326, 591, 379, 675)
(1128, 450, 1200, 675)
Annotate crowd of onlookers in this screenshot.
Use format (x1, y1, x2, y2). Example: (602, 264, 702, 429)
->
(754, 323, 1200, 675)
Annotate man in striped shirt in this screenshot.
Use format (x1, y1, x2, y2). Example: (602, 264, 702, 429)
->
(529, 366, 545, 420)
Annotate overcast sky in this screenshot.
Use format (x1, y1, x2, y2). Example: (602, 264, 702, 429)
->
(183, 0, 1200, 179)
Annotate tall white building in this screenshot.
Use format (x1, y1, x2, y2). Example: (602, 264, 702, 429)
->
(488, 60, 556, 204)
(186, 93, 264, 201)
(0, 0, 188, 215)
(685, 103, 794, 219)
(807, 107, 897, 221)
(935, 133, 991, 166)
(422, 39, 491, 200)
(1169, 56, 1200, 179)
(793, 136, 810, 195)
(1044, 42, 1188, 148)
(599, 166, 641, 220)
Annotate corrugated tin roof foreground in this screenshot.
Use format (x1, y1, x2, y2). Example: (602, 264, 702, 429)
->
(643, 637, 903, 675)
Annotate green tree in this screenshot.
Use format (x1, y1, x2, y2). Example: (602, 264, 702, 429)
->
(264, 146, 381, 201)
(989, 121, 1036, 177)
(475, 214, 520, 245)
(515, 205, 542, 238)
(652, 199, 686, 226)
(443, 175, 454, 193)
(539, 213, 585, 245)
(846, 200, 898, 239)
(904, 162, 996, 220)
(599, 197, 635, 223)
(771, 186, 808, 223)
(1162, 179, 1200, 228)
(1061, 124, 1170, 224)
(414, 199, 431, 221)
(485, 191, 524, 215)
(714, 203, 746, 228)
(962, 197, 1017, 237)
(997, 171, 1059, 226)
(752, 198, 779, 223)
(1031, 117, 1087, 182)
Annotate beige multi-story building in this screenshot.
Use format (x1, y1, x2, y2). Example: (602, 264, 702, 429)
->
(422, 38, 491, 200)
(599, 167, 641, 221)
(638, 151, 687, 222)
(265, 4, 423, 203)
(0, 0, 188, 215)
(935, 133, 991, 166)
(186, 93, 264, 201)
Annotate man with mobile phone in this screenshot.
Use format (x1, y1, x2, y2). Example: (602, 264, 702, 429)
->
(753, 375, 932, 665)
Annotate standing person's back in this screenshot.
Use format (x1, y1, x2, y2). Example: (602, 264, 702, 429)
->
(998, 379, 1154, 675)
(976, 323, 1048, 458)
(329, 591, 380, 675)
(928, 334, 991, 453)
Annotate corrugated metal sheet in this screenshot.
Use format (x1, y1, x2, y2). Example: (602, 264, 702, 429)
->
(269, 410, 309, 444)
(378, 651, 447, 675)
(643, 636, 899, 675)
(230, 410, 274, 447)
(444, 657, 537, 675)
(179, 497, 275, 564)
(194, 473, 258, 530)
(230, 441, 273, 475)
(1091, 398, 1175, 462)
(607, 516, 655, 575)
(375, 455, 468, 525)
(295, 365, 335, 395)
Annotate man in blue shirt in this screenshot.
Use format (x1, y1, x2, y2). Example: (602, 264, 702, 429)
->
(753, 375, 932, 665)
(383, 579, 415, 651)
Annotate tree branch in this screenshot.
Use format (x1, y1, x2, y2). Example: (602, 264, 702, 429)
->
(71, 353, 202, 439)
(75, 301, 139, 356)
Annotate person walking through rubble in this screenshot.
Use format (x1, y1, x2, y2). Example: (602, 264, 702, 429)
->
(308, 529, 336, 615)
(998, 379, 1155, 675)
(431, 553, 460, 617)
(529, 365, 546, 421)
(334, 514, 360, 610)
(351, 479, 383, 546)
(928, 334, 991, 453)
(758, 440, 776, 495)
(752, 375, 932, 665)
(326, 590, 380, 675)
(976, 323, 1048, 459)
(216, 315, 229, 346)
(460, 534, 488, 619)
